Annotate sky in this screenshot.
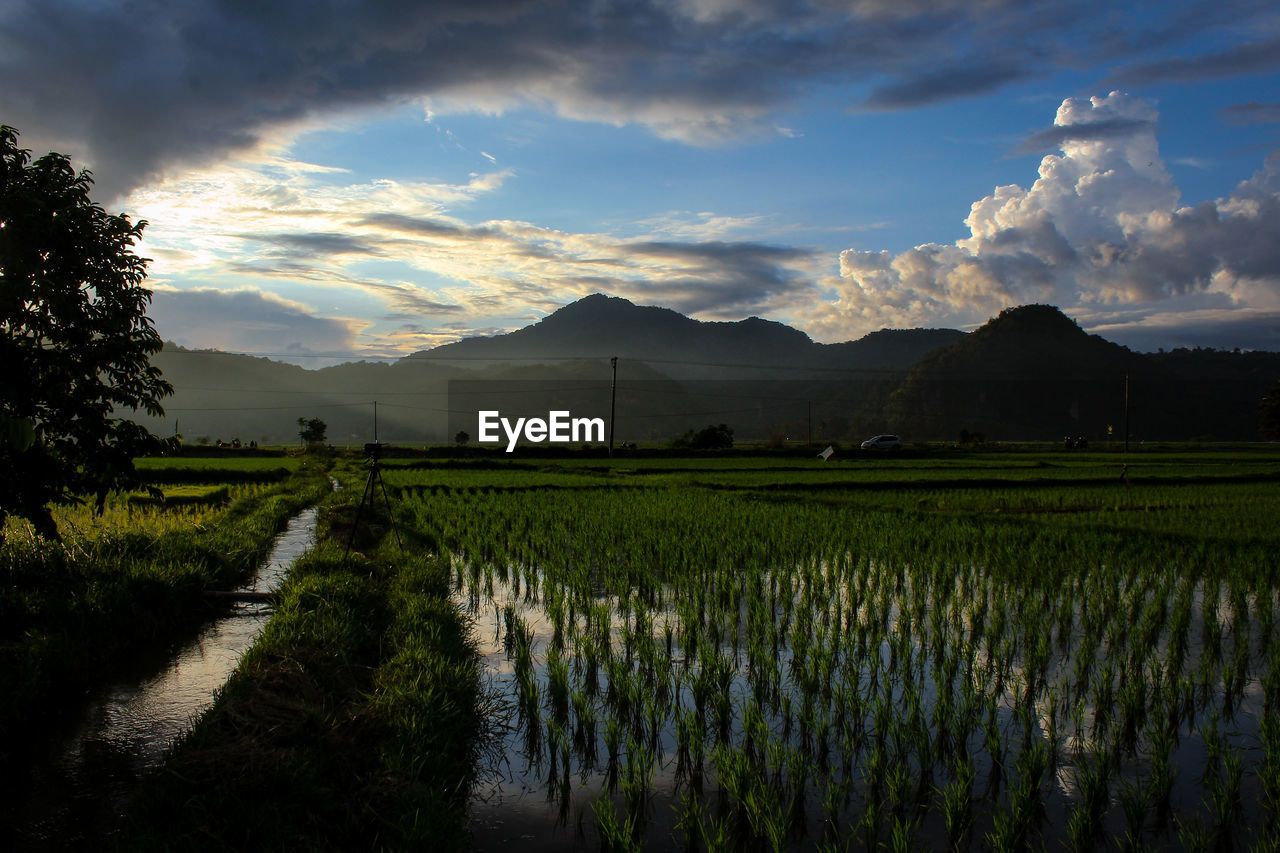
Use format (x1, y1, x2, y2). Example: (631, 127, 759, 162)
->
(3, 0, 1280, 363)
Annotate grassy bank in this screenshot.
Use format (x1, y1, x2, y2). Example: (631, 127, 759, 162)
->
(0, 457, 332, 766)
(118, 459, 484, 851)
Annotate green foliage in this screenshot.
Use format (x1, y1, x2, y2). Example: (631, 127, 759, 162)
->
(671, 422, 735, 450)
(0, 464, 331, 764)
(296, 416, 327, 445)
(1, 125, 173, 540)
(120, 476, 481, 851)
(1261, 379, 1280, 439)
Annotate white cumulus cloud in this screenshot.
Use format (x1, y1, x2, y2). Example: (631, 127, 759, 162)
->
(812, 91, 1280, 344)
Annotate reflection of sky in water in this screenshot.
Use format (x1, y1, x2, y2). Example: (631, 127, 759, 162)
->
(15, 506, 320, 846)
(459, 559, 1276, 851)
(77, 508, 318, 767)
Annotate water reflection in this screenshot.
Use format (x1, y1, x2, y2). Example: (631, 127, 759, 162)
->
(10, 506, 319, 849)
(459, 557, 1274, 851)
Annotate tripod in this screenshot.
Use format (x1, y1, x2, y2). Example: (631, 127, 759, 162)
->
(342, 442, 403, 566)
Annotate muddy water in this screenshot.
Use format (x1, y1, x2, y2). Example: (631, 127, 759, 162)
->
(8, 506, 320, 849)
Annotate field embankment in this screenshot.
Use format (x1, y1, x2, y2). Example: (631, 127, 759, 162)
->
(0, 455, 331, 767)
(117, 457, 484, 851)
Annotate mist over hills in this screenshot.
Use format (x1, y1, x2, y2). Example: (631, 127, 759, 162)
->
(137, 295, 1280, 446)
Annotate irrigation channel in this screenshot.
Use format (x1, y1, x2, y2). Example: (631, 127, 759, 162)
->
(457, 557, 1272, 851)
(10, 504, 322, 848)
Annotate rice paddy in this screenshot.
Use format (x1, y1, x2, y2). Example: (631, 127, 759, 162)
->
(9, 446, 1280, 850)
(395, 449, 1280, 850)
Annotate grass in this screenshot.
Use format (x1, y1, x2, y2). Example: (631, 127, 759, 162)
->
(0, 458, 332, 765)
(133, 454, 301, 483)
(116, 458, 486, 851)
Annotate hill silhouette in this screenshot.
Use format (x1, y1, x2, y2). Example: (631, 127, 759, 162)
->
(134, 297, 1279, 445)
(417, 293, 962, 377)
(890, 305, 1279, 440)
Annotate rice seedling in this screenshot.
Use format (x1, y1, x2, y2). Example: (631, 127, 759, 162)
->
(1117, 778, 1148, 853)
(382, 450, 1280, 850)
(937, 757, 975, 851)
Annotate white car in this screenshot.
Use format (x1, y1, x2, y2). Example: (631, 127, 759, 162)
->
(861, 434, 902, 450)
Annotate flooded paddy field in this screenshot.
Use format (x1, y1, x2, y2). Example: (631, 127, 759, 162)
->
(386, 450, 1280, 850)
(7, 448, 1278, 850)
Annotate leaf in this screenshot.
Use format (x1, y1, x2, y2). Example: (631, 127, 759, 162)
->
(2, 414, 36, 452)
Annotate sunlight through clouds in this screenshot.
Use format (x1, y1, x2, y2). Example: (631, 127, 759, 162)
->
(127, 148, 823, 357)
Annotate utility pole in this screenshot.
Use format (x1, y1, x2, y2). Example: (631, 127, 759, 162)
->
(609, 356, 617, 457)
(374, 400, 379, 443)
(1123, 374, 1130, 454)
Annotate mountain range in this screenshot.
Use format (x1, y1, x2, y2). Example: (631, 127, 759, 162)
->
(137, 295, 1280, 446)
(415, 294, 964, 377)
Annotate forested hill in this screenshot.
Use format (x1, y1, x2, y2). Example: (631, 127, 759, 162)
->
(139, 298, 1280, 445)
(889, 305, 1280, 441)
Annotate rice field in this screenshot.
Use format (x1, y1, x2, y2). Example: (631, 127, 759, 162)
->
(396, 450, 1280, 850)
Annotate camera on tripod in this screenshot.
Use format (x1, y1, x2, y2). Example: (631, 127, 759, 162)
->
(363, 441, 384, 460)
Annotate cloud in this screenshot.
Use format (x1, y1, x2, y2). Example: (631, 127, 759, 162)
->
(1014, 116, 1157, 156)
(149, 287, 366, 355)
(241, 232, 381, 259)
(1089, 309, 1280, 352)
(1221, 101, 1280, 126)
(4, 1, 1275, 198)
(126, 150, 823, 354)
(1107, 35, 1280, 86)
(810, 91, 1280, 341)
(860, 59, 1030, 110)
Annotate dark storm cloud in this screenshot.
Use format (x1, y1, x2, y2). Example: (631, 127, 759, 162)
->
(860, 60, 1030, 110)
(1221, 101, 1280, 126)
(1014, 117, 1156, 155)
(4, 0, 1273, 199)
(1106, 35, 1280, 86)
(1098, 312, 1280, 352)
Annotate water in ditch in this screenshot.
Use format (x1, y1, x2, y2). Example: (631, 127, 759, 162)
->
(7, 506, 320, 849)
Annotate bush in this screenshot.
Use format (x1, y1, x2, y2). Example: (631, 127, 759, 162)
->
(671, 423, 734, 450)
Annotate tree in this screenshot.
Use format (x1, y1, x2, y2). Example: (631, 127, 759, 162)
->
(1261, 379, 1280, 440)
(1, 126, 173, 541)
(671, 423, 734, 450)
(297, 417, 328, 446)
(454, 430, 470, 446)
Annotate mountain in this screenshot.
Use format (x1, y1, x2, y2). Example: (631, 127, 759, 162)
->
(414, 294, 963, 377)
(406, 294, 967, 441)
(889, 305, 1280, 440)
(140, 340, 696, 446)
(135, 298, 1279, 446)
